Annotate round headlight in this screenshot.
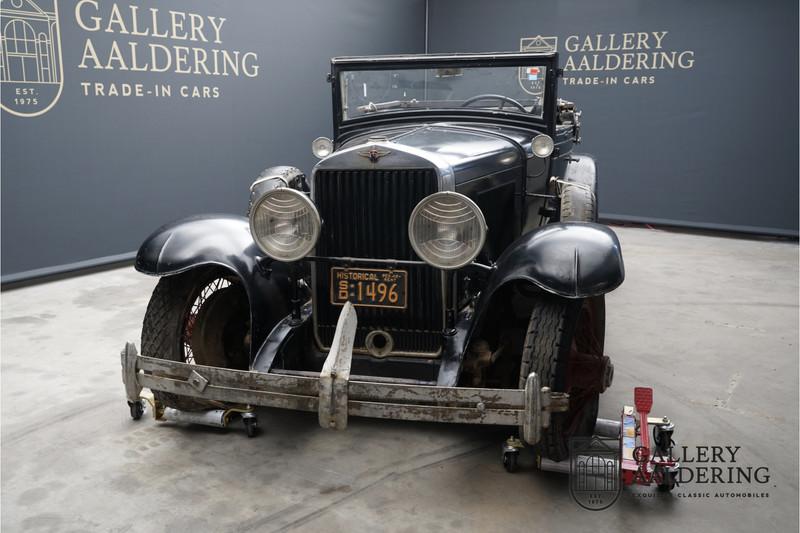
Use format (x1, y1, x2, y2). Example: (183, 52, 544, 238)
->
(311, 137, 333, 158)
(532, 134, 554, 158)
(408, 192, 487, 270)
(249, 188, 321, 262)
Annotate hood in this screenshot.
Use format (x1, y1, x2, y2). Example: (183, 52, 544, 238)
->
(332, 123, 528, 185)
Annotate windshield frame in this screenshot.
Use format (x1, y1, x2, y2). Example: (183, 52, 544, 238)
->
(330, 52, 559, 142)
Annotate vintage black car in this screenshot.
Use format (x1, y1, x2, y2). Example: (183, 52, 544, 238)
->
(121, 51, 624, 466)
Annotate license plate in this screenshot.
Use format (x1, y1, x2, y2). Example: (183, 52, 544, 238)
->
(330, 267, 407, 309)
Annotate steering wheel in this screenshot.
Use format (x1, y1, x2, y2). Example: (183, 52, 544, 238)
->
(460, 94, 527, 112)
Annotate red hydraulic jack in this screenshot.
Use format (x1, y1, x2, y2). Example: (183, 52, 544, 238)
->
(621, 387, 679, 490)
(536, 386, 679, 492)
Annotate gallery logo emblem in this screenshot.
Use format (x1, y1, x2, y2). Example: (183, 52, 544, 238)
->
(520, 35, 558, 53)
(569, 436, 622, 511)
(0, 0, 63, 117)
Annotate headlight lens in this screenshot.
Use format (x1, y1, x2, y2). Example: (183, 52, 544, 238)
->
(532, 134, 554, 158)
(311, 137, 333, 158)
(408, 192, 487, 270)
(249, 188, 321, 262)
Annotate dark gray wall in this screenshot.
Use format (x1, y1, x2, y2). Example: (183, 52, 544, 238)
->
(3, 0, 797, 283)
(1, 0, 426, 282)
(428, 0, 799, 236)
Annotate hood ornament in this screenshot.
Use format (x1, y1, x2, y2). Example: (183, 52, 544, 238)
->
(358, 146, 391, 163)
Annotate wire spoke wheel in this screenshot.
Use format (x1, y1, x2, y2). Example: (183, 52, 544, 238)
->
(181, 277, 232, 366)
(141, 269, 251, 411)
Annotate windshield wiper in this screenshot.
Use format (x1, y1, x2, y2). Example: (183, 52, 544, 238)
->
(356, 99, 429, 113)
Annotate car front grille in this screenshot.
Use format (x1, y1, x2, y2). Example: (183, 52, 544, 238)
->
(312, 168, 443, 355)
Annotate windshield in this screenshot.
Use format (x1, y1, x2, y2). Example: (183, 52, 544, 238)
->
(340, 65, 548, 121)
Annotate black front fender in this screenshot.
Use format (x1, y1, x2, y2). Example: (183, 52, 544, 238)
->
(482, 222, 624, 301)
(452, 222, 625, 376)
(135, 214, 292, 358)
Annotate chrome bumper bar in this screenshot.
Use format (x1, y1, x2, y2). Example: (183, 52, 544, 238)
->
(121, 302, 567, 444)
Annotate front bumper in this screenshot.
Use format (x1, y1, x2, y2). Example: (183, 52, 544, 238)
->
(121, 302, 567, 444)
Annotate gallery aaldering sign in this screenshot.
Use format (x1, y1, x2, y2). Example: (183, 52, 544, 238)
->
(0, 0, 261, 117)
(521, 32, 696, 86)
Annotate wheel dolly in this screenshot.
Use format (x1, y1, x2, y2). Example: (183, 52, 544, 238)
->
(127, 389, 260, 437)
(502, 386, 680, 492)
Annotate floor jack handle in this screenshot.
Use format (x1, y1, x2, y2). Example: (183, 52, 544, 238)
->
(634, 387, 653, 459)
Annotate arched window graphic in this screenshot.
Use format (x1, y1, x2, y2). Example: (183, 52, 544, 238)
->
(576, 459, 587, 490)
(48, 20, 59, 83)
(605, 460, 617, 490)
(3, 19, 39, 82)
(0, 34, 6, 82)
(36, 33, 50, 82)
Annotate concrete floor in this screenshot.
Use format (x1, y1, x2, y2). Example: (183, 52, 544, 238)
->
(1, 226, 798, 532)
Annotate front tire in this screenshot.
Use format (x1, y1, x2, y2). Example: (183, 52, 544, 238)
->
(519, 295, 605, 461)
(140, 269, 250, 411)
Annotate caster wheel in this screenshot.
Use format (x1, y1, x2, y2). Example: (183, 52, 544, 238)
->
(243, 416, 258, 438)
(503, 451, 519, 473)
(128, 400, 145, 420)
(655, 466, 677, 492)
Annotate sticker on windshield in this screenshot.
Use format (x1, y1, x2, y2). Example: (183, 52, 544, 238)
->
(518, 66, 546, 96)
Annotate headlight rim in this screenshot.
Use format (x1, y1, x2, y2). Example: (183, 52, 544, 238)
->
(531, 133, 555, 158)
(248, 187, 321, 262)
(408, 191, 488, 270)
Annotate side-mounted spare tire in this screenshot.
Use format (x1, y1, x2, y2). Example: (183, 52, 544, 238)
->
(140, 268, 251, 411)
(560, 182, 597, 222)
